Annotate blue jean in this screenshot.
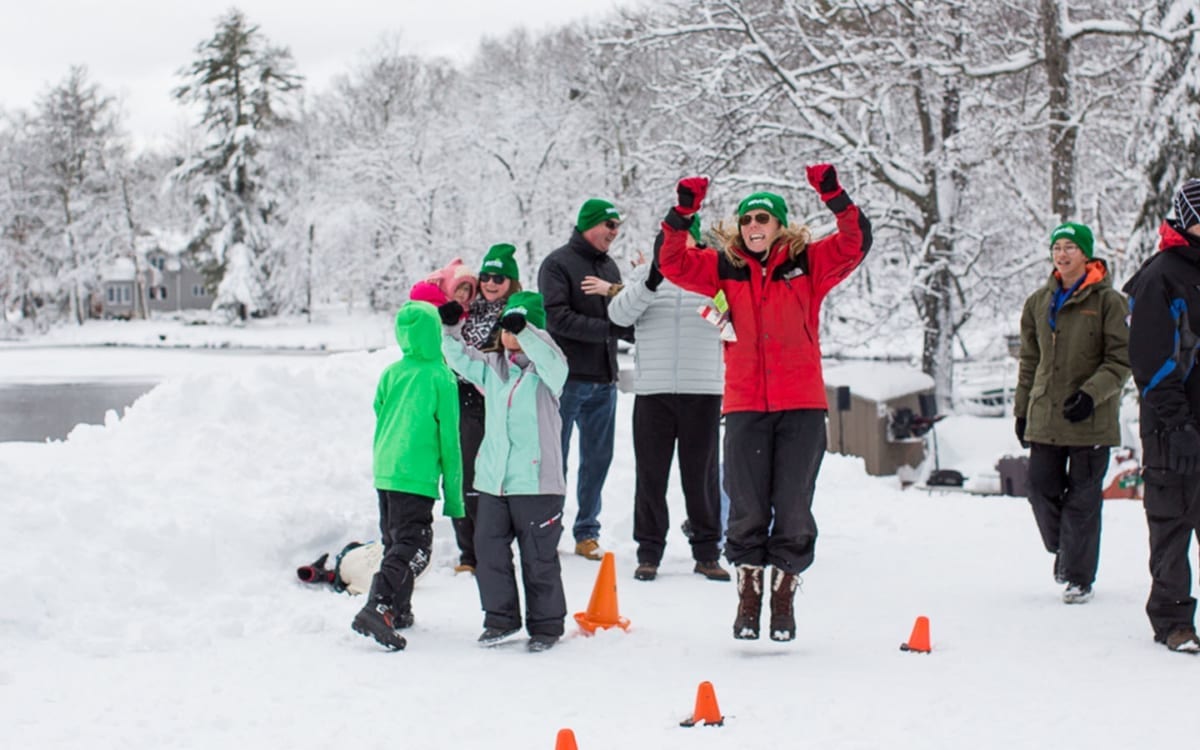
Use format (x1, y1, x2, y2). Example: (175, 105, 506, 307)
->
(559, 380, 617, 542)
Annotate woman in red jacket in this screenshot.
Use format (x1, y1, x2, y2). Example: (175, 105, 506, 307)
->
(656, 166, 871, 642)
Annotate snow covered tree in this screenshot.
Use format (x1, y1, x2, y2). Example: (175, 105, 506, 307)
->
(32, 66, 123, 325)
(171, 7, 302, 320)
(1128, 0, 1200, 263)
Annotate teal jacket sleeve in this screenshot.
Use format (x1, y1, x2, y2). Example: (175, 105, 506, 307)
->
(442, 330, 492, 387)
(516, 326, 569, 395)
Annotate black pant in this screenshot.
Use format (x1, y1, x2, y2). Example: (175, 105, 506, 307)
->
(367, 490, 434, 614)
(475, 492, 567, 636)
(452, 384, 485, 566)
(1027, 443, 1108, 586)
(723, 409, 826, 573)
(632, 393, 722, 564)
(1141, 430, 1200, 640)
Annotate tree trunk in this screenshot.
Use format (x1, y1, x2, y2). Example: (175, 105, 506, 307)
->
(1041, 0, 1076, 221)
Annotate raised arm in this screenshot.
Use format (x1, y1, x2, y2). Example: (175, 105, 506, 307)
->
(802, 164, 873, 300)
(657, 176, 720, 298)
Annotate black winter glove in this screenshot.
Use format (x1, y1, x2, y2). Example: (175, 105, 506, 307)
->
(1168, 423, 1200, 475)
(1015, 417, 1029, 449)
(498, 311, 527, 335)
(1062, 391, 1094, 423)
(438, 301, 464, 326)
(645, 262, 665, 292)
(296, 553, 335, 584)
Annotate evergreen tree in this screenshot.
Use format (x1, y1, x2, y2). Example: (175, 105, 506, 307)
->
(171, 7, 302, 319)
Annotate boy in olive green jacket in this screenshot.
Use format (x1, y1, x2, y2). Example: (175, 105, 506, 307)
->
(1014, 222, 1130, 605)
(352, 301, 464, 651)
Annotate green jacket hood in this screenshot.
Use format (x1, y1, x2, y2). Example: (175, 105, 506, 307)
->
(395, 302, 442, 361)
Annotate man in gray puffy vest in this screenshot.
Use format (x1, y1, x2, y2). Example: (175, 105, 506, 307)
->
(595, 219, 728, 582)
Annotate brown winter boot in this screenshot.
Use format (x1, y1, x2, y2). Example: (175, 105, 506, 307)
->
(732, 565, 764, 640)
(768, 567, 800, 642)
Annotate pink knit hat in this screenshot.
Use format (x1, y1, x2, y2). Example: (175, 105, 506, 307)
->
(408, 280, 448, 307)
(426, 258, 478, 305)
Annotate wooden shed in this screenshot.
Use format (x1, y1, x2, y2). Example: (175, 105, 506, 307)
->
(823, 362, 937, 477)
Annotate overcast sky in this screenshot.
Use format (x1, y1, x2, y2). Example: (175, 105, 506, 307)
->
(0, 0, 633, 150)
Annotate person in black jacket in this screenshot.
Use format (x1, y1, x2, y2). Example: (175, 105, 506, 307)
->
(1124, 178, 1200, 653)
(537, 198, 634, 560)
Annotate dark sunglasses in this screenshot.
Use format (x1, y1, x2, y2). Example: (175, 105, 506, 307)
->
(604, 220, 621, 230)
(739, 212, 773, 227)
(479, 273, 508, 284)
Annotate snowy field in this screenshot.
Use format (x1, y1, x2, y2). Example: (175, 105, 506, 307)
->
(0, 316, 1195, 749)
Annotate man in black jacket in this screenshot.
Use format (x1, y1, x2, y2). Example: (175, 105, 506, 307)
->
(537, 198, 634, 560)
(1124, 178, 1200, 653)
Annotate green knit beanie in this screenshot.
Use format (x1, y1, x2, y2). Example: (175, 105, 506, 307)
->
(1049, 222, 1094, 258)
(737, 192, 789, 228)
(576, 199, 621, 233)
(502, 291, 546, 330)
(479, 243, 520, 281)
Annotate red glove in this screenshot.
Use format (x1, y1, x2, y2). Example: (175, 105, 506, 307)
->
(805, 163, 842, 201)
(674, 175, 709, 216)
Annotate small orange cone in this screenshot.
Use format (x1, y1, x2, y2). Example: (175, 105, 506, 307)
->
(900, 615, 932, 653)
(574, 551, 631, 634)
(679, 681, 724, 727)
(555, 728, 579, 750)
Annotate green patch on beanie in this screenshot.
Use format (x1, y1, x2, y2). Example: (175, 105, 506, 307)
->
(737, 192, 789, 228)
(503, 291, 546, 330)
(1049, 222, 1094, 258)
(576, 199, 621, 233)
(480, 243, 520, 281)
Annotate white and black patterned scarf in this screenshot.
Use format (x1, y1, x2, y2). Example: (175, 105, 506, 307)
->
(462, 296, 506, 350)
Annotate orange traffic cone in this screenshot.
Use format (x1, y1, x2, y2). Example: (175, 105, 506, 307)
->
(679, 681, 724, 727)
(555, 728, 579, 750)
(574, 551, 631, 634)
(900, 615, 932, 653)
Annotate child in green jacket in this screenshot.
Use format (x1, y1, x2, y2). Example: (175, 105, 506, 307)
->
(352, 301, 464, 651)
(441, 291, 570, 652)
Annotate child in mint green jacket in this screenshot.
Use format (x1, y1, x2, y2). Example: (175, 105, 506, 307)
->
(352, 301, 464, 651)
(441, 291, 570, 652)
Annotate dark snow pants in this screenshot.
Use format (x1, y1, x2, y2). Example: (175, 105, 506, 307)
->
(723, 409, 826, 574)
(368, 490, 434, 614)
(1027, 443, 1108, 587)
(475, 492, 567, 637)
(632, 393, 723, 565)
(451, 384, 485, 567)
(1141, 431, 1200, 641)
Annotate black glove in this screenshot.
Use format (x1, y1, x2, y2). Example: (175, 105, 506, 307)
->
(438, 301, 463, 326)
(645, 262, 664, 292)
(1015, 417, 1028, 449)
(499, 311, 526, 334)
(1168, 423, 1200, 474)
(1062, 391, 1094, 423)
(646, 231, 666, 291)
(296, 553, 335, 584)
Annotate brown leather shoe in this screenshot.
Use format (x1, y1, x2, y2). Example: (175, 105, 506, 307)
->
(1166, 627, 1200, 653)
(694, 560, 731, 581)
(574, 538, 603, 561)
(634, 563, 658, 581)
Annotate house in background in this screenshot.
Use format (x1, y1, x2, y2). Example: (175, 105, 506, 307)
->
(100, 233, 211, 318)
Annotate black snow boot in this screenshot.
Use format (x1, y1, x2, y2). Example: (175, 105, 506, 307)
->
(732, 565, 764, 640)
(352, 602, 408, 651)
(768, 567, 800, 642)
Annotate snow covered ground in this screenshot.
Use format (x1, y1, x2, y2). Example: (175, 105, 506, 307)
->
(0, 315, 1194, 749)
